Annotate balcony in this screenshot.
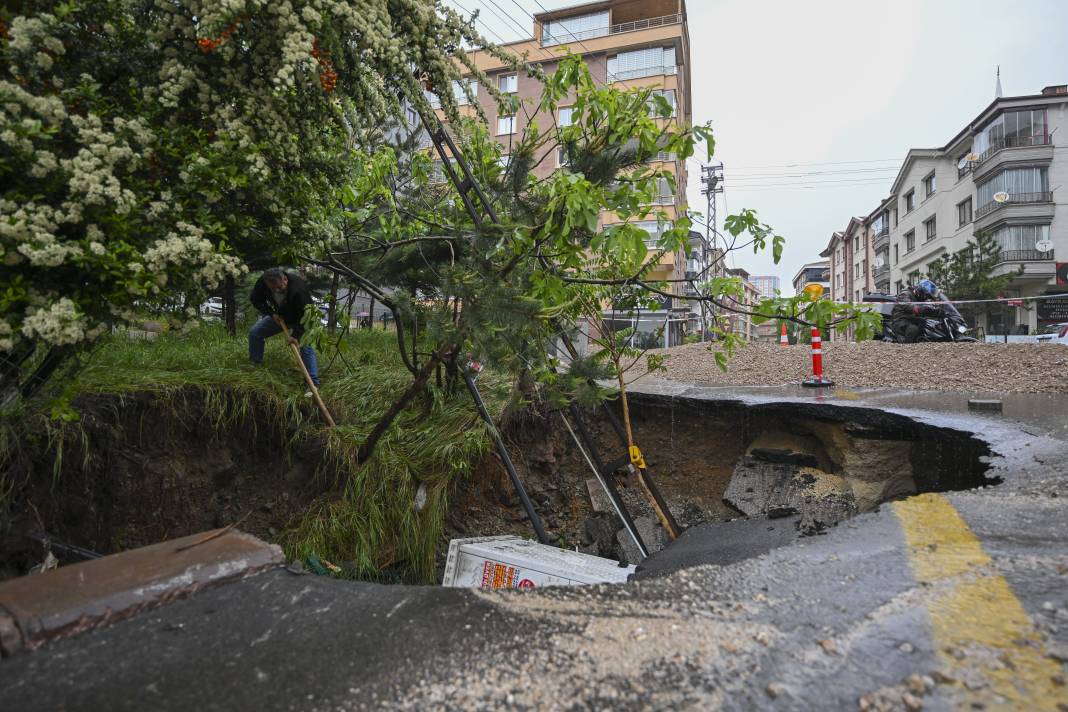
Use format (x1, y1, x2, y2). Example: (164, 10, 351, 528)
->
(608, 65, 678, 83)
(873, 265, 890, 281)
(541, 14, 682, 46)
(997, 249, 1054, 263)
(872, 228, 890, 252)
(974, 192, 1052, 219)
(975, 133, 1052, 165)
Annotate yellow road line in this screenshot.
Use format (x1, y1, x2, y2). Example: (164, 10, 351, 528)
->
(895, 493, 1065, 710)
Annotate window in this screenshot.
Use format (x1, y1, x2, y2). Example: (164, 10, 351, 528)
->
(651, 150, 675, 163)
(924, 216, 936, 242)
(856, 290, 861, 302)
(646, 89, 677, 117)
(894, 244, 899, 264)
(892, 208, 898, 227)
(974, 109, 1048, 154)
(555, 146, 568, 167)
(957, 198, 972, 226)
(650, 177, 674, 205)
(497, 115, 516, 135)
(497, 155, 511, 169)
(904, 230, 915, 252)
(607, 46, 677, 82)
(632, 219, 668, 247)
(558, 106, 574, 127)
(453, 79, 477, 106)
(977, 167, 1049, 207)
(854, 235, 860, 252)
(904, 190, 915, 213)
(862, 258, 867, 277)
(923, 172, 936, 198)
(895, 280, 903, 294)
(990, 224, 1051, 254)
(498, 74, 517, 94)
(406, 106, 418, 125)
(541, 10, 609, 46)
(908, 270, 920, 286)
(854, 263, 860, 279)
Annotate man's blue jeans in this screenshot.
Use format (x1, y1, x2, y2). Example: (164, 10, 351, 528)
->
(249, 316, 320, 386)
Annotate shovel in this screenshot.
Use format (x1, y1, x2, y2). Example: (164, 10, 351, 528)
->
(273, 315, 336, 427)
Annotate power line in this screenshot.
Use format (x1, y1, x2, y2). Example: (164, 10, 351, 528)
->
(449, 0, 513, 46)
(728, 167, 901, 179)
(478, 0, 533, 40)
(726, 157, 902, 170)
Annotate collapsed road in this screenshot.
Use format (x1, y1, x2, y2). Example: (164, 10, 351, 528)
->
(1, 383, 1066, 711)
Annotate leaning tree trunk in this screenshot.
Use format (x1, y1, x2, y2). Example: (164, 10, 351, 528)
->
(223, 276, 237, 337)
(326, 271, 339, 333)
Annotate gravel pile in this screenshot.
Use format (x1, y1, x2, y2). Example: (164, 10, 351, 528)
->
(641, 341, 1068, 394)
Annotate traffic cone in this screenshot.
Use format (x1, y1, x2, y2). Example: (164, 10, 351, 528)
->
(801, 327, 834, 388)
(779, 322, 789, 346)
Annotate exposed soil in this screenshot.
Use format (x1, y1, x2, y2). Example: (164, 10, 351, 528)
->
(0, 390, 330, 580)
(641, 341, 1068, 394)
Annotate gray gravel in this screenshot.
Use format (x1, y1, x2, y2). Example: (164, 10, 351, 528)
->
(640, 341, 1068, 394)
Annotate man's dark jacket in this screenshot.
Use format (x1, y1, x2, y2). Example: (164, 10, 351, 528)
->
(250, 272, 314, 339)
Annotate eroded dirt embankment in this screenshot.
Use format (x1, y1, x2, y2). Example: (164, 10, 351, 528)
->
(1, 390, 329, 579)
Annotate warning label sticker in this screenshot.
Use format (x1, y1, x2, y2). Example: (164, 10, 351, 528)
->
(480, 560, 522, 589)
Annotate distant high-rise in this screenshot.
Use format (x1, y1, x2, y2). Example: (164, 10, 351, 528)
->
(750, 275, 781, 298)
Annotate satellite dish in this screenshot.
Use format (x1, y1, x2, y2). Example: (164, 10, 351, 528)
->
(993, 191, 1010, 203)
(874, 256, 885, 269)
(1035, 239, 1054, 252)
(957, 157, 969, 169)
(965, 152, 980, 162)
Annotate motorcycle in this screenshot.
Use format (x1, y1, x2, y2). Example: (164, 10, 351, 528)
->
(887, 280, 978, 343)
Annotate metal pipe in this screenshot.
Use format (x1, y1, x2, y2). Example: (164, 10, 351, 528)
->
(463, 370, 550, 544)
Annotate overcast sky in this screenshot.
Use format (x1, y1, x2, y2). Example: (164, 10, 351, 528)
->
(443, 0, 1068, 293)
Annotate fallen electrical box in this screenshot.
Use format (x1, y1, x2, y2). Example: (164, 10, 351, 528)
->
(442, 535, 635, 589)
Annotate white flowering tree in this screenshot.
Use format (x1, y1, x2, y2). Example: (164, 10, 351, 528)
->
(1, 1, 498, 399)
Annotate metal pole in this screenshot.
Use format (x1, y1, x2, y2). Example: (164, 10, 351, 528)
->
(463, 369, 550, 544)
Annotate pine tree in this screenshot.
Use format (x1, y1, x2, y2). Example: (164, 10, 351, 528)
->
(927, 232, 1023, 327)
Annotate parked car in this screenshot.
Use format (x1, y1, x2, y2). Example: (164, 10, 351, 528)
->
(1036, 322, 1068, 345)
(200, 297, 223, 318)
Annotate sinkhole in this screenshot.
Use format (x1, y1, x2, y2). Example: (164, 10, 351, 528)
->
(454, 392, 999, 579)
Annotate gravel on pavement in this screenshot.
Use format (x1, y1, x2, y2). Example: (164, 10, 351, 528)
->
(638, 341, 1068, 394)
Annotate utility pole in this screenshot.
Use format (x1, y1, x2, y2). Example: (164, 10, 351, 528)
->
(699, 163, 724, 342)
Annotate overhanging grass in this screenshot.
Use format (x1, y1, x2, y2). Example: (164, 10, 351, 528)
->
(6, 322, 510, 584)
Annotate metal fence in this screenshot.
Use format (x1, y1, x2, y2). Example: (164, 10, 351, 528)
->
(974, 191, 1052, 219)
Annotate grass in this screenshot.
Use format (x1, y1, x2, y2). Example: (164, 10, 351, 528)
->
(3, 320, 510, 584)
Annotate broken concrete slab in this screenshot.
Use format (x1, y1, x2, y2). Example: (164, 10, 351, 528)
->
(585, 478, 614, 513)
(724, 459, 858, 532)
(615, 515, 668, 565)
(0, 528, 282, 658)
(632, 514, 801, 579)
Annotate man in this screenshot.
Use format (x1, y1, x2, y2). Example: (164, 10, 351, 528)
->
(249, 268, 320, 387)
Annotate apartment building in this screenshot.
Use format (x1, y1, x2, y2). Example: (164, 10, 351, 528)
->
(750, 275, 781, 298)
(434, 0, 692, 344)
(792, 260, 831, 297)
(725, 267, 760, 341)
(882, 83, 1068, 334)
(819, 217, 875, 340)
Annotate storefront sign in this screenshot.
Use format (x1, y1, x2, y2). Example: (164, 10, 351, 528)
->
(1037, 292, 1068, 322)
(1057, 262, 1068, 286)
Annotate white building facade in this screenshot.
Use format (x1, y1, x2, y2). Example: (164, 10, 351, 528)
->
(884, 84, 1068, 334)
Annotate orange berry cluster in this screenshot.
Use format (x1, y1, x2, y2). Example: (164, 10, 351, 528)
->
(311, 39, 337, 93)
(197, 21, 238, 54)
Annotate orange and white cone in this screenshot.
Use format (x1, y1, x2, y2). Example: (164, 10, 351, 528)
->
(802, 327, 834, 387)
(779, 322, 789, 346)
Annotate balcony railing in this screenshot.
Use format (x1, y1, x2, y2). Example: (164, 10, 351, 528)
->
(997, 249, 1055, 263)
(974, 191, 1052, 219)
(873, 265, 890, 279)
(975, 133, 1052, 165)
(874, 226, 889, 238)
(607, 65, 678, 83)
(541, 13, 682, 46)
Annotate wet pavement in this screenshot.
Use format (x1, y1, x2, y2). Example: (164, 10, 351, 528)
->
(2, 382, 1066, 710)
